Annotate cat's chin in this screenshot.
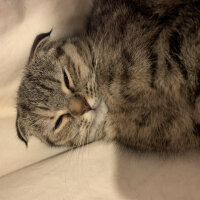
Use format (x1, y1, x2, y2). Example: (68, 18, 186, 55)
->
(81, 110, 95, 124)
(85, 100, 108, 142)
(83, 100, 107, 121)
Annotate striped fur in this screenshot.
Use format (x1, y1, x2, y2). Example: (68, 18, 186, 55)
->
(17, 0, 200, 152)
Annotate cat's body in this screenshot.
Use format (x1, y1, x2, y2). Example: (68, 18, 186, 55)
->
(16, 0, 200, 152)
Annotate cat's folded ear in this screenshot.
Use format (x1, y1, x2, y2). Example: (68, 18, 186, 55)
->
(28, 29, 52, 62)
(16, 112, 29, 147)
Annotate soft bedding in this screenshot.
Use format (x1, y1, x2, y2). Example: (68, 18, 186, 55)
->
(1, 141, 200, 200)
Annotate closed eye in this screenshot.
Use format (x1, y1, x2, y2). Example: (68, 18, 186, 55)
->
(63, 70, 69, 89)
(54, 113, 71, 130)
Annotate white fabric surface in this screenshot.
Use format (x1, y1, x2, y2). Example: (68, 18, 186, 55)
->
(1, 142, 200, 200)
(1, 1, 200, 199)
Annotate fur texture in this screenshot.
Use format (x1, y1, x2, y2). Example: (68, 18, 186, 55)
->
(16, 0, 200, 153)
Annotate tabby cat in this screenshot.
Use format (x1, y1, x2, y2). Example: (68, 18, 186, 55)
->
(16, 0, 200, 153)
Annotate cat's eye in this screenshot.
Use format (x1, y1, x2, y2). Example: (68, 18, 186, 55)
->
(63, 70, 70, 89)
(54, 113, 71, 130)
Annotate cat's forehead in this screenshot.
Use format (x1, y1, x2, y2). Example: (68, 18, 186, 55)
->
(27, 37, 64, 71)
(25, 40, 69, 87)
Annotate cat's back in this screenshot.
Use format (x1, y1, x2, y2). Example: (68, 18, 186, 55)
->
(87, 0, 200, 152)
(88, 0, 200, 110)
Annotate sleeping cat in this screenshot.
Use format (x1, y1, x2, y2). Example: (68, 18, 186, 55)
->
(16, 0, 200, 152)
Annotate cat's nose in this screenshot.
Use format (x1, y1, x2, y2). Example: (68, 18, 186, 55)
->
(82, 103, 91, 113)
(68, 95, 91, 116)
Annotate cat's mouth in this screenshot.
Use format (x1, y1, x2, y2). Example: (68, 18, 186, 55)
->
(81, 99, 102, 120)
(82, 98, 106, 121)
(89, 100, 107, 125)
(83, 100, 108, 142)
(84, 98, 103, 117)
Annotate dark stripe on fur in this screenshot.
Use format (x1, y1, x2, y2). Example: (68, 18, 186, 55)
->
(43, 76, 61, 84)
(121, 49, 132, 84)
(56, 47, 65, 58)
(121, 91, 139, 103)
(122, 49, 133, 65)
(194, 123, 200, 136)
(165, 58, 172, 71)
(87, 41, 96, 68)
(71, 40, 85, 57)
(195, 71, 200, 97)
(108, 68, 114, 83)
(25, 72, 34, 80)
(71, 40, 90, 66)
(149, 52, 158, 88)
(135, 112, 151, 127)
(36, 82, 53, 92)
(158, 4, 184, 26)
(19, 103, 31, 112)
(124, 1, 153, 18)
(169, 31, 188, 80)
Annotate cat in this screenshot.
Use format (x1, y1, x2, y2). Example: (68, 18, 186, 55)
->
(16, 0, 200, 153)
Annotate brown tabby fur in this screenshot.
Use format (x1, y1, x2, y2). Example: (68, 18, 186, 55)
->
(16, 0, 200, 153)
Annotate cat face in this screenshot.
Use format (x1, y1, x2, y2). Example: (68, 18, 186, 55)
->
(16, 32, 107, 147)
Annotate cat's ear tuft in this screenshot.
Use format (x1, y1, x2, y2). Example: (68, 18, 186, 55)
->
(28, 29, 52, 62)
(16, 113, 29, 147)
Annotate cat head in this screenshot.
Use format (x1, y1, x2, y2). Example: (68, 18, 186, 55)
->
(16, 31, 107, 147)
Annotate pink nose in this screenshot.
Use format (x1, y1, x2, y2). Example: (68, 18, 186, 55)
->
(82, 104, 91, 113)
